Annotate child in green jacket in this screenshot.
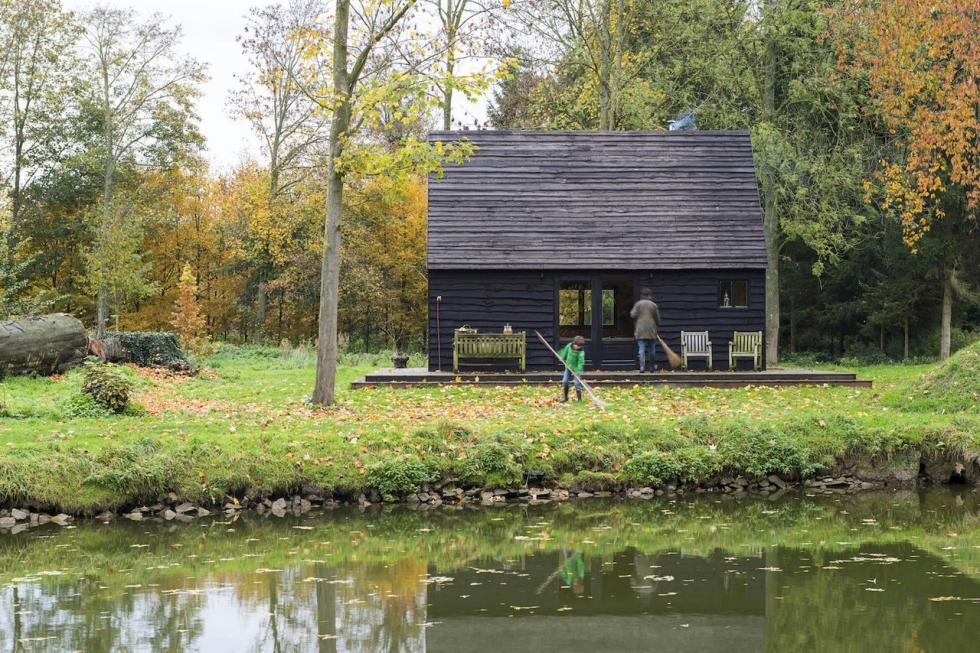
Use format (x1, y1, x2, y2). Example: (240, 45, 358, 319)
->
(558, 335, 586, 402)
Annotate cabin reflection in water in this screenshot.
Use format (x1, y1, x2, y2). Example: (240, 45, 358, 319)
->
(425, 548, 768, 652)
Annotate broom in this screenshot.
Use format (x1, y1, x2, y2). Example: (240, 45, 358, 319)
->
(533, 331, 608, 407)
(657, 335, 682, 369)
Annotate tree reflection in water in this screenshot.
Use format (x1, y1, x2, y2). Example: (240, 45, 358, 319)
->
(0, 491, 979, 651)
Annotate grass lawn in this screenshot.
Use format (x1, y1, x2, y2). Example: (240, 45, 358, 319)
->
(1, 344, 978, 514)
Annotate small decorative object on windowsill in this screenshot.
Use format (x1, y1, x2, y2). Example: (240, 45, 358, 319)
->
(391, 351, 410, 369)
(503, 324, 513, 334)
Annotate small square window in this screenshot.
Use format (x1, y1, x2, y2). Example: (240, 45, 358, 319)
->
(719, 280, 748, 308)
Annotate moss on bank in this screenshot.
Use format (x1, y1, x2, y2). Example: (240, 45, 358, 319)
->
(1, 347, 979, 514)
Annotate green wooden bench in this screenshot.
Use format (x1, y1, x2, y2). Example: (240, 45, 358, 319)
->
(453, 331, 526, 372)
(680, 330, 713, 371)
(728, 330, 763, 371)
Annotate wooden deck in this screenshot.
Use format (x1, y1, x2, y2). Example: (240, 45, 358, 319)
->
(352, 367, 871, 389)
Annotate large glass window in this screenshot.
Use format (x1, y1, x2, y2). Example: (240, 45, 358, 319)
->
(719, 280, 748, 308)
(559, 281, 592, 338)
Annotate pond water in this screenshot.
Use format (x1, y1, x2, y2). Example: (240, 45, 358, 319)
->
(1, 489, 978, 652)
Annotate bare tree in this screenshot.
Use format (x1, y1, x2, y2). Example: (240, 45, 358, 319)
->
(229, 0, 329, 344)
(79, 6, 206, 337)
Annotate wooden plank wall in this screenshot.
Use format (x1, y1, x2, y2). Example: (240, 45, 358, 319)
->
(428, 270, 556, 372)
(651, 269, 766, 371)
(428, 269, 766, 372)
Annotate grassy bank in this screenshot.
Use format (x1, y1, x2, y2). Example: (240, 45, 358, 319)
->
(1, 343, 979, 514)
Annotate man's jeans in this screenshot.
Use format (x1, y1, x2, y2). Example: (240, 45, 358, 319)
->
(637, 339, 657, 371)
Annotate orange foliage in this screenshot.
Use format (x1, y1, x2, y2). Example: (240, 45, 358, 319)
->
(838, 0, 980, 248)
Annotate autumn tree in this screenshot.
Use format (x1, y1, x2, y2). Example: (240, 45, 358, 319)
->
(229, 0, 328, 344)
(78, 6, 206, 337)
(170, 263, 209, 354)
(838, 0, 980, 360)
(294, 0, 479, 405)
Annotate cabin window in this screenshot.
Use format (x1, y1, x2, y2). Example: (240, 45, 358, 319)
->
(719, 280, 748, 308)
(559, 281, 592, 338)
(601, 280, 635, 338)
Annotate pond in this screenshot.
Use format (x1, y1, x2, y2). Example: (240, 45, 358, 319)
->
(0, 489, 978, 652)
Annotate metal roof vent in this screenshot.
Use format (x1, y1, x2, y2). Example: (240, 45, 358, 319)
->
(668, 110, 696, 131)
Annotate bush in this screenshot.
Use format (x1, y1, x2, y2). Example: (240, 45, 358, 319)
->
(59, 392, 114, 418)
(623, 446, 722, 486)
(116, 331, 189, 367)
(81, 362, 132, 413)
(365, 457, 439, 501)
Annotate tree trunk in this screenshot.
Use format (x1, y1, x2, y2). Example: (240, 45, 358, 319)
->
(0, 313, 89, 376)
(256, 278, 267, 345)
(940, 273, 952, 360)
(904, 317, 909, 359)
(312, 0, 352, 406)
(763, 184, 779, 367)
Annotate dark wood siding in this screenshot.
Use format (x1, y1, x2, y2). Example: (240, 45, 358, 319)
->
(651, 269, 766, 371)
(428, 271, 556, 372)
(429, 269, 766, 372)
(427, 130, 767, 271)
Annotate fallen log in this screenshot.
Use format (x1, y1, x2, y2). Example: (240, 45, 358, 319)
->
(0, 313, 89, 377)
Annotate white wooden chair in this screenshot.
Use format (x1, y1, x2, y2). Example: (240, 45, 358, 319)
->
(680, 331, 713, 371)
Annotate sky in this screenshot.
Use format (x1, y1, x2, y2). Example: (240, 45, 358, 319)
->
(61, 0, 491, 172)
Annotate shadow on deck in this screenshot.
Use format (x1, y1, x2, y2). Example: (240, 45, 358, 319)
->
(352, 367, 872, 389)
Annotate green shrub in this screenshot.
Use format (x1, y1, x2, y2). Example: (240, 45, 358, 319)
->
(81, 362, 132, 413)
(59, 392, 113, 418)
(456, 432, 528, 487)
(623, 445, 722, 486)
(116, 331, 189, 367)
(366, 457, 439, 501)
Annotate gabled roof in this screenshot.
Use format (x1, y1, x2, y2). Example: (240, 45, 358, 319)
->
(426, 130, 767, 270)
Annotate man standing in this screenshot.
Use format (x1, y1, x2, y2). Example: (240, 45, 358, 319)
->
(630, 289, 661, 372)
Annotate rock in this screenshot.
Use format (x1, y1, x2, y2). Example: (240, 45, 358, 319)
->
(0, 517, 15, 528)
(37, 514, 50, 525)
(10, 509, 28, 521)
(51, 514, 71, 526)
(196, 508, 211, 517)
(163, 510, 176, 520)
(224, 503, 239, 511)
(10, 524, 27, 535)
(768, 475, 787, 489)
(175, 502, 195, 514)
(577, 492, 594, 498)
(405, 493, 421, 504)
(480, 491, 495, 501)
(417, 492, 430, 503)
(271, 507, 287, 518)
(29, 514, 38, 526)
(126, 512, 143, 521)
(95, 512, 115, 521)
(272, 498, 288, 511)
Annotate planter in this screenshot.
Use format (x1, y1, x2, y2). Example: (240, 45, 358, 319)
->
(391, 351, 410, 368)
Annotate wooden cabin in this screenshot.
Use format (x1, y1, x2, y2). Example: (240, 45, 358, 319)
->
(426, 130, 767, 372)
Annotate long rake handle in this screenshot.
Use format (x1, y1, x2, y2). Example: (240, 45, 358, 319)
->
(533, 331, 607, 406)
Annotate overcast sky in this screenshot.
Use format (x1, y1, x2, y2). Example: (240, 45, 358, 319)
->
(61, 1, 491, 172)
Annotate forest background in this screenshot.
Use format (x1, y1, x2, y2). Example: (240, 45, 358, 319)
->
(1, 0, 979, 371)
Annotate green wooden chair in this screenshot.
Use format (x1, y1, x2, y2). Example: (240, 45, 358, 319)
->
(728, 331, 763, 371)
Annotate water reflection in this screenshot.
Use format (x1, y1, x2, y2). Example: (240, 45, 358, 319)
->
(0, 490, 979, 651)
